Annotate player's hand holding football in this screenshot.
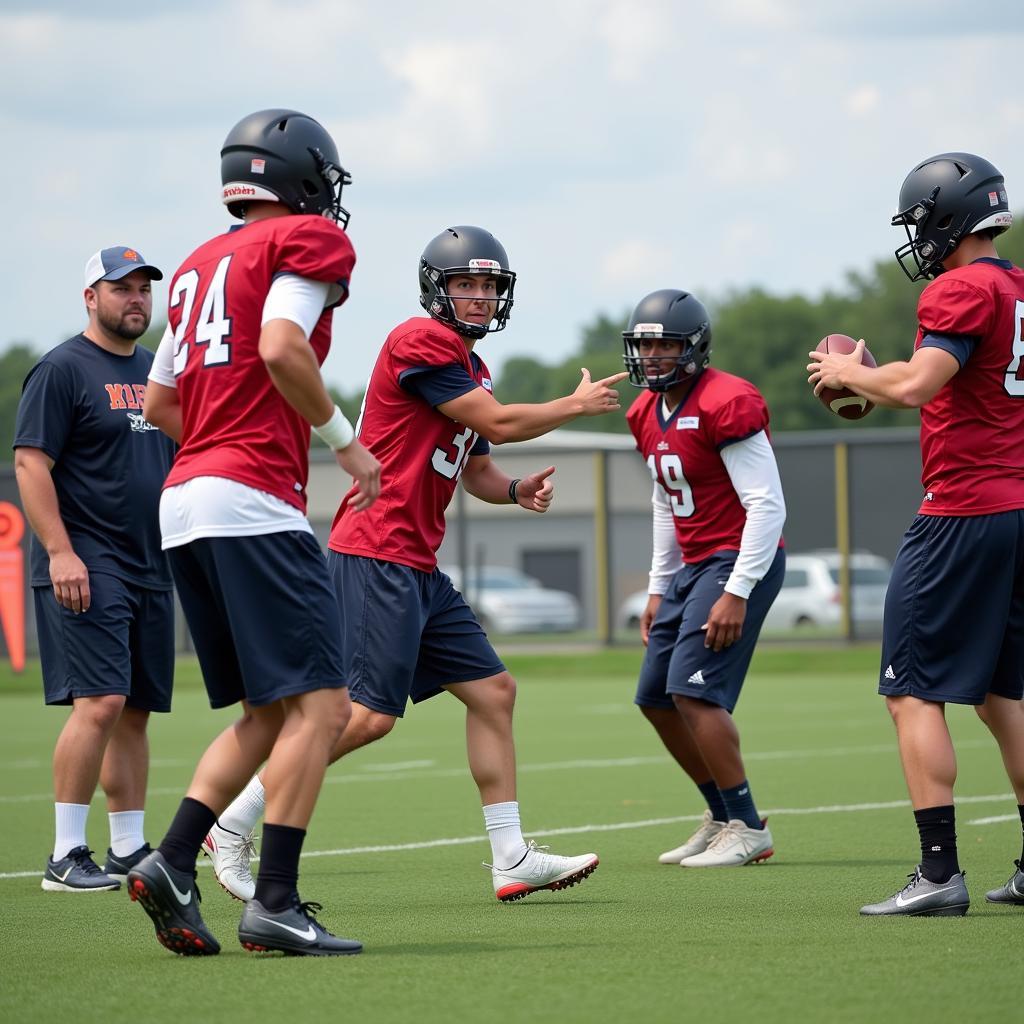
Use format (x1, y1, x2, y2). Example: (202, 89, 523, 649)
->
(515, 466, 555, 513)
(336, 439, 381, 511)
(807, 338, 868, 396)
(702, 592, 747, 652)
(574, 367, 629, 416)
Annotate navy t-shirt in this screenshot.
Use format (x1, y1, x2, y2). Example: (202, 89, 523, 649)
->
(13, 334, 175, 589)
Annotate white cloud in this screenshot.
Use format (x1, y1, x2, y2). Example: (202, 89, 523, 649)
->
(845, 85, 881, 117)
(596, 0, 673, 81)
(601, 239, 674, 285)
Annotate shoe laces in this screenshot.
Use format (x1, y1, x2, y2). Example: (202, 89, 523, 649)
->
(483, 839, 551, 872)
(230, 831, 258, 870)
(293, 897, 328, 934)
(68, 847, 106, 876)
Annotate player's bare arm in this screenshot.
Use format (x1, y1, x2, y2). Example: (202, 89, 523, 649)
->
(259, 318, 381, 508)
(142, 380, 183, 442)
(437, 367, 628, 444)
(807, 340, 959, 409)
(461, 456, 555, 513)
(13, 446, 90, 613)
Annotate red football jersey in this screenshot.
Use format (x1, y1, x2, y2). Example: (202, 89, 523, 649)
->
(626, 368, 772, 564)
(915, 260, 1024, 515)
(330, 317, 491, 571)
(162, 215, 355, 511)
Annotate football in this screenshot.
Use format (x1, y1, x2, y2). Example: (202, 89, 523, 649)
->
(815, 334, 876, 420)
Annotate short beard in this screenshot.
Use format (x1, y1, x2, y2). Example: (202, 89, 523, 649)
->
(97, 305, 150, 341)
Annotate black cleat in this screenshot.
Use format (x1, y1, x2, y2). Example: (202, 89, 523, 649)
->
(239, 897, 362, 956)
(103, 842, 152, 882)
(42, 846, 120, 893)
(985, 860, 1024, 905)
(127, 850, 220, 956)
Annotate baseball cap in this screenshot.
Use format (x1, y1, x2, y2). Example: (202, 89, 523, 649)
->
(84, 246, 163, 288)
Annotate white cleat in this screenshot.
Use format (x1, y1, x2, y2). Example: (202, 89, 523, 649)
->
(489, 840, 599, 902)
(680, 818, 774, 867)
(201, 823, 257, 901)
(658, 810, 726, 864)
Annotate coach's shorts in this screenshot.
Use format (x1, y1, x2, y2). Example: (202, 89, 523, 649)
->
(879, 510, 1024, 704)
(327, 552, 506, 718)
(169, 532, 346, 708)
(636, 548, 785, 713)
(34, 573, 174, 712)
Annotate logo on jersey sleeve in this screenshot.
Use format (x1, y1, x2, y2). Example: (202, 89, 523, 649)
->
(481, 377, 493, 392)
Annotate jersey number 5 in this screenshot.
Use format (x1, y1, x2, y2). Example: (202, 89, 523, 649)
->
(432, 426, 477, 481)
(647, 453, 695, 517)
(1005, 299, 1024, 397)
(171, 255, 234, 375)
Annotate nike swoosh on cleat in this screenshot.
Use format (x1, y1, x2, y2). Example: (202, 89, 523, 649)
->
(252, 915, 316, 941)
(54, 865, 75, 882)
(895, 883, 959, 908)
(155, 862, 192, 906)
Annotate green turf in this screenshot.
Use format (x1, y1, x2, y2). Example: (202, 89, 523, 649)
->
(0, 649, 1019, 1023)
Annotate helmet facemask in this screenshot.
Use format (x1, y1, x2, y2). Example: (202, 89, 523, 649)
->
(891, 186, 954, 281)
(422, 260, 516, 339)
(309, 146, 352, 228)
(623, 323, 711, 392)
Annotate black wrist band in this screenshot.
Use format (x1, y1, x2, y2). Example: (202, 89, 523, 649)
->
(508, 478, 521, 504)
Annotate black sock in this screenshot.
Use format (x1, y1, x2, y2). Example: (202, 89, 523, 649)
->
(255, 824, 306, 912)
(915, 805, 959, 883)
(158, 797, 217, 874)
(697, 780, 728, 823)
(1017, 804, 1024, 865)
(720, 779, 762, 830)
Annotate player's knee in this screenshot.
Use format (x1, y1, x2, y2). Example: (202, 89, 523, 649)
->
(360, 709, 396, 743)
(323, 691, 352, 746)
(73, 693, 127, 732)
(974, 701, 992, 726)
(489, 672, 517, 714)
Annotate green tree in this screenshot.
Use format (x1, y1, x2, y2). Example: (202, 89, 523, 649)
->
(0, 345, 40, 462)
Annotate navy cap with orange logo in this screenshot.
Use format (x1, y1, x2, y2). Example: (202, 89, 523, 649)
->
(84, 246, 163, 288)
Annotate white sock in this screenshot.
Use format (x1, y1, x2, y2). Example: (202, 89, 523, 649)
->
(483, 801, 528, 867)
(219, 774, 265, 835)
(109, 810, 145, 857)
(53, 803, 89, 861)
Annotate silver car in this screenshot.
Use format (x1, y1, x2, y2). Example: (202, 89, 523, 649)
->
(442, 565, 582, 634)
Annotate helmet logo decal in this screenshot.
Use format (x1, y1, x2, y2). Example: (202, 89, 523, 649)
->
(222, 182, 278, 202)
(250, 159, 266, 174)
(468, 259, 501, 270)
(633, 323, 664, 336)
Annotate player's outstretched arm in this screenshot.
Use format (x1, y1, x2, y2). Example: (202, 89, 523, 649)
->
(438, 368, 628, 445)
(461, 457, 555, 513)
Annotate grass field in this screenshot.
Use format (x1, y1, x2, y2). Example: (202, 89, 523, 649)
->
(1, 646, 1020, 1023)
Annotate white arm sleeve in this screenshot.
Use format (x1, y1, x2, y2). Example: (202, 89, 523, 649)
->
(261, 274, 331, 338)
(148, 324, 177, 387)
(649, 482, 681, 595)
(719, 430, 786, 599)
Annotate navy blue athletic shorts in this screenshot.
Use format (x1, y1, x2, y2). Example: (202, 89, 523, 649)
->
(635, 548, 785, 713)
(879, 510, 1024, 704)
(327, 552, 506, 718)
(34, 573, 174, 712)
(169, 531, 347, 709)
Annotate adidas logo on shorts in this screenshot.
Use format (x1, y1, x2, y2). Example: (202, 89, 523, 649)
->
(884, 665, 896, 680)
(687, 670, 706, 686)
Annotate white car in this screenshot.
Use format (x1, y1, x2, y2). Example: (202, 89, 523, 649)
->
(441, 565, 582, 634)
(616, 550, 891, 632)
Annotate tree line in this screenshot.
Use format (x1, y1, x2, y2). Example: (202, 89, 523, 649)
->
(4, 226, 1023, 459)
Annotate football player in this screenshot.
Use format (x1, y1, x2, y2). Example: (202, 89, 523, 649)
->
(207, 225, 626, 903)
(132, 108, 380, 956)
(809, 152, 1024, 917)
(625, 289, 786, 867)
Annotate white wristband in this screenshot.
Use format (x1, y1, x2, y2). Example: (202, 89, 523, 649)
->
(312, 405, 354, 450)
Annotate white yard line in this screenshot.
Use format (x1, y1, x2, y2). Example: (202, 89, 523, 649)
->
(0, 791, 1014, 881)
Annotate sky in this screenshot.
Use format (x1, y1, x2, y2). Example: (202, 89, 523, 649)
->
(2, 0, 1023, 392)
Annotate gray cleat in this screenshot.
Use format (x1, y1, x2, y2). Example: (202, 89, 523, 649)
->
(860, 866, 969, 917)
(985, 860, 1024, 906)
(239, 897, 362, 956)
(41, 846, 120, 893)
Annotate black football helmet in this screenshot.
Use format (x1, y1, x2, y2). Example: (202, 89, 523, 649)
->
(892, 152, 1012, 281)
(418, 226, 516, 339)
(623, 290, 712, 391)
(220, 108, 352, 227)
